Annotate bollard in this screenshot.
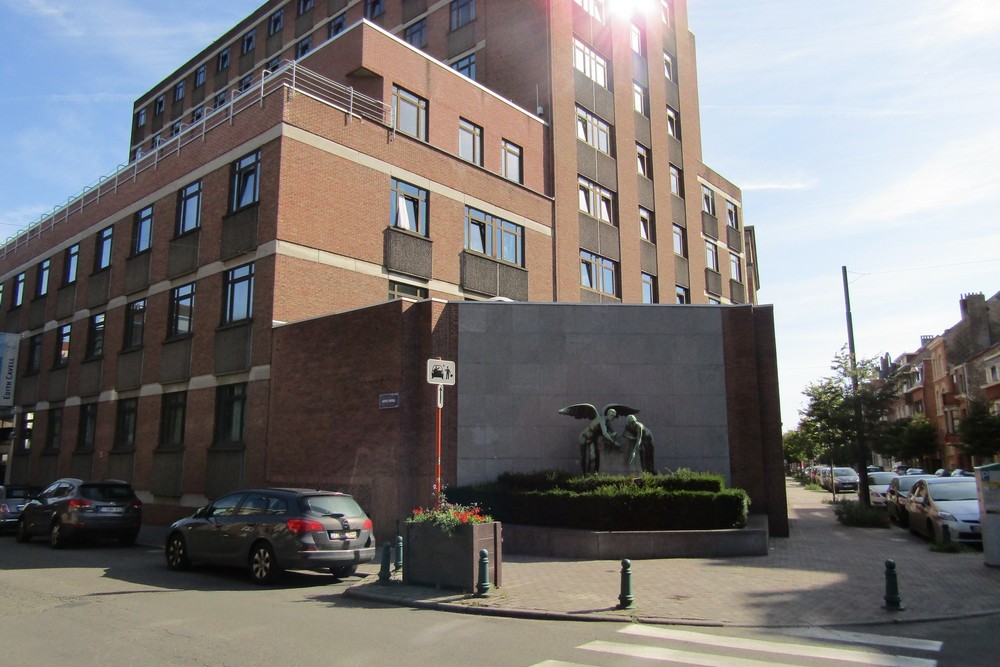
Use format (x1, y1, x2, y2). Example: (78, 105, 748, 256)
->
(378, 542, 393, 584)
(617, 558, 635, 609)
(394, 534, 404, 571)
(476, 548, 492, 596)
(882, 559, 904, 610)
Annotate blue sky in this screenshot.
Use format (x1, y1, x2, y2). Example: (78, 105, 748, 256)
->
(1, 1, 998, 428)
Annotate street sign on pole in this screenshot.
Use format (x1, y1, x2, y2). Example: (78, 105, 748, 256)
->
(427, 359, 456, 385)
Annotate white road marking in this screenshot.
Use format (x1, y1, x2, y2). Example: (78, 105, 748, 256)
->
(783, 627, 943, 653)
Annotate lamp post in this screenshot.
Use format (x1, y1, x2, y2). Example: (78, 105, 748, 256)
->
(842, 266, 871, 507)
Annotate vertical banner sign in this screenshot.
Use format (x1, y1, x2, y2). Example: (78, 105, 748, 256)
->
(0, 333, 19, 408)
(427, 359, 457, 506)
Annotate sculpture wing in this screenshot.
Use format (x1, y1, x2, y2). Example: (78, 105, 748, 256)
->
(558, 403, 598, 420)
(602, 404, 640, 418)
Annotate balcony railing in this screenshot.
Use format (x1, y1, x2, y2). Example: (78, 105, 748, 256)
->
(1, 60, 392, 259)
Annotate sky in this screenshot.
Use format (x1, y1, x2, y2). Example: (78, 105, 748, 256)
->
(0, 1, 998, 428)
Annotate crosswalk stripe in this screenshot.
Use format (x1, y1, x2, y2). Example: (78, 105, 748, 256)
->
(592, 626, 937, 667)
(783, 628, 943, 653)
(527, 661, 589, 667)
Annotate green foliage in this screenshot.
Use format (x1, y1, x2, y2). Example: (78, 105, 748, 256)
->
(406, 494, 492, 535)
(830, 499, 889, 528)
(446, 470, 748, 531)
(958, 400, 1000, 459)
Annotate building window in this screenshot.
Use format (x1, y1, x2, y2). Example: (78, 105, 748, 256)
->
(26, 334, 41, 374)
(191, 106, 204, 123)
(726, 201, 740, 229)
(45, 408, 62, 452)
(464, 207, 524, 266)
(77, 403, 98, 452)
(222, 263, 254, 324)
(215, 383, 248, 444)
(231, 151, 261, 212)
(174, 81, 185, 102)
(405, 19, 427, 47)
(706, 240, 719, 272)
(154, 95, 164, 116)
(450, 0, 476, 29)
(452, 53, 476, 80)
(35, 259, 50, 298)
(389, 281, 428, 300)
(662, 0, 673, 25)
(160, 392, 187, 449)
(392, 86, 428, 140)
(123, 299, 146, 350)
(132, 205, 153, 255)
(459, 118, 483, 165)
(177, 181, 201, 235)
(630, 23, 645, 57)
(669, 164, 683, 197)
(63, 244, 79, 285)
(641, 273, 657, 304)
(86, 312, 105, 359)
(135, 109, 146, 128)
(636, 143, 651, 178)
(114, 398, 138, 450)
(580, 250, 617, 296)
(578, 177, 615, 224)
(54, 324, 71, 367)
(632, 82, 648, 116)
(94, 226, 113, 272)
(297, 0, 314, 15)
(12, 273, 25, 308)
(672, 224, 687, 256)
(365, 0, 385, 19)
(296, 36, 312, 59)
(168, 283, 196, 337)
(236, 74, 253, 95)
(639, 207, 654, 242)
(729, 253, 743, 283)
(574, 0, 604, 22)
(330, 13, 347, 37)
(266, 56, 281, 74)
(664, 52, 674, 81)
(675, 285, 690, 304)
(666, 106, 679, 138)
(150, 133, 162, 149)
(268, 9, 283, 35)
(171, 120, 183, 137)
(390, 179, 429, 236)
(502, 140, 522, 183)
(573, 38, 608, 88)
(195, 65, 207, 88)
(702, 185, 717, 216)
(214, 91, 227, 110)
(217, 47, 230, 72)
(576, 106, 611, 154)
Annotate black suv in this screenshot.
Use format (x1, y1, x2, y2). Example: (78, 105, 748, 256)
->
(16, 478, 142, 548)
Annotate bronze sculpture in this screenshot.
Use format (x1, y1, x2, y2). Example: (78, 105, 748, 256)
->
(558, 403, 642, 474)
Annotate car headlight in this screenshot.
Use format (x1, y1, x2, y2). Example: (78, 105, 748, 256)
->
(937, 511, 956, 522)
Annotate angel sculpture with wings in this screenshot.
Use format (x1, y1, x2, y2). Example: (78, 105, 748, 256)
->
(558, 403, 640, 474)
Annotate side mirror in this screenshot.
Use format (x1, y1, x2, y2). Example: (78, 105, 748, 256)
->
(193, 506, 209, 519)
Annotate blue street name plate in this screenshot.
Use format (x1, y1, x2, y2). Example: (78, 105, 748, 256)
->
(379, 393, 400, 409)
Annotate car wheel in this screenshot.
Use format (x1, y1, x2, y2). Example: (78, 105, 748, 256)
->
(165, 533, 192, 570)
(15, 519, 31, 543)
(49, 520, 68, 549)
(931, 520, 945, 543)
(249, 541, 280, 584)
(330, 564, 358, 578)
(118, 530, 139, 547)
(898, 509, 909, 528)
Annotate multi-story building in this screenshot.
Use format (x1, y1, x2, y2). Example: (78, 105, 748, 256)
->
(0, 1, 781, 532)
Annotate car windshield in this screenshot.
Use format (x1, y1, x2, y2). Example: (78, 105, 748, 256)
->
(80, 484, 135, 501)
(4, 487, 35, 499)
(834, 468, 856, 476)
(868, 472, 897, 484)
(929, 482, 978, 502)
(301, 495, 364, 517)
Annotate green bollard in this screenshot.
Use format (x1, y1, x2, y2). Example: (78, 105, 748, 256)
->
(617, 558, 634, 609)
(394, 535, 404, 571)
(378, 542, 392, 584)
(476, 548, 492, 596)
(882, 559, 904, 610)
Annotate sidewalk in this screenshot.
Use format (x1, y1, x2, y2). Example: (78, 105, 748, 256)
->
(342, 479, 1000, 627)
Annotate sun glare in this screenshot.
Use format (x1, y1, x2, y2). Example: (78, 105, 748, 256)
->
(607, 0, 653, 18)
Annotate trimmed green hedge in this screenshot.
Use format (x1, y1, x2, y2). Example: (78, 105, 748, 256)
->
(447, 470, 749, 531)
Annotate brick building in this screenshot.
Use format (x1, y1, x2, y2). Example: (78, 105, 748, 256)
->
(1, 1, 784, 535)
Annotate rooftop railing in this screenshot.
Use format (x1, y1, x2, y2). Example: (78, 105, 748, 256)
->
(1, 60, 393, 259)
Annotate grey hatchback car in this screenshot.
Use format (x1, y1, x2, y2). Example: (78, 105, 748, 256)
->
(165, 488, 376, 584)
(16, 478, 142, 547)
(0, 485, 42, 533)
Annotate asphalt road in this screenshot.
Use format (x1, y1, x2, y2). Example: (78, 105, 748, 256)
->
(1, 534, 996, 667)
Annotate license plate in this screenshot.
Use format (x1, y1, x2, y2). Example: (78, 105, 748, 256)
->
(99, 506, 124, 513)
(329, 530, 358, 540)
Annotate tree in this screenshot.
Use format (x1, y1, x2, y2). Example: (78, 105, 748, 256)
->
(783, 429, 819, 467)
(959, 400, 1000, 460)
(878, 415, 939, 463)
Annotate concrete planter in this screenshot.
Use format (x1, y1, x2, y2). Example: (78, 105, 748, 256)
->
(404, 522, 502, 592)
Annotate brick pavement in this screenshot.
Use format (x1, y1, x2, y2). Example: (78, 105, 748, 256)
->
(344, 478, 1000, 627)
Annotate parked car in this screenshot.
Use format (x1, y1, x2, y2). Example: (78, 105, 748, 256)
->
(866, 472, 899, 507)
(820, 467, 860, 493)
(0, 485, 42, 534)
(950, 469, 974, 477)
(16, 479, 142, 547)
(905, 477, 981, 544)
(906, 468, 925, 475)
(165, 488, 376, 584)
(886, 474, 936, 526)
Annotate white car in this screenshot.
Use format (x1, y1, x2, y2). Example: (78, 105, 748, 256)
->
(866, 471, 898, 507)
(906, 477, 981, 544)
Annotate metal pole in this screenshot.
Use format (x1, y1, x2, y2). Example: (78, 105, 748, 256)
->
(842, 266, 871, 506)
(436, 386, 443, 508)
